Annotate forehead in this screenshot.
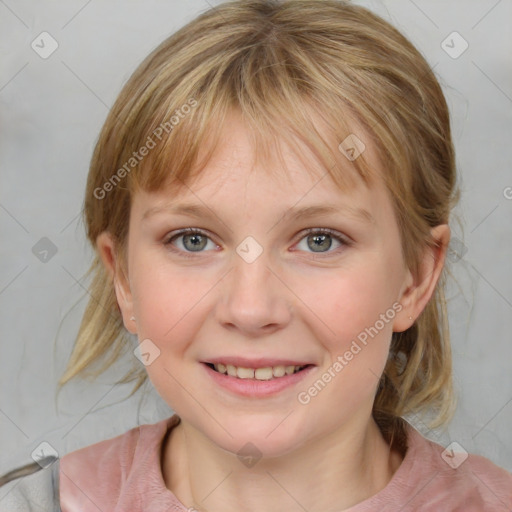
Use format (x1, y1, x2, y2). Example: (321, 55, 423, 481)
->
(133, 112, 395, 231)
(159, 109, 381, 202)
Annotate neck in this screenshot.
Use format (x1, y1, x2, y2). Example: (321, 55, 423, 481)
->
(162, 415, 404, 512)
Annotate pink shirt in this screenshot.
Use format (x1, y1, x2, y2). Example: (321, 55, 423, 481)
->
(59, 414, 512, 511)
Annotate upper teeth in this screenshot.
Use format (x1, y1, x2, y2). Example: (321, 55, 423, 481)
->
(213, 363, 306, 380)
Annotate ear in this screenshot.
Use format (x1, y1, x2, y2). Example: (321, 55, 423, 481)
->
(96, 231, 137, 334)
(393, 224, 450, 332)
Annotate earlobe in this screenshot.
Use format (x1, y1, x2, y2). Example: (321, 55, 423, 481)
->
(96, 231, 137, 334)
(393, 224, 450, 332)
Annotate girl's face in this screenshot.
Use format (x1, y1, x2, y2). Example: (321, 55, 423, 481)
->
(108, 113, 441, 457)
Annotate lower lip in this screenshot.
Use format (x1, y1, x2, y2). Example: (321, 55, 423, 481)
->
(202, 363, 315, 398)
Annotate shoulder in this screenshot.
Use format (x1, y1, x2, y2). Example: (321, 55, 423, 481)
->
(59, 414, 180, 512)
(389, 422, 512, 511)
(0, 460, 60, 512)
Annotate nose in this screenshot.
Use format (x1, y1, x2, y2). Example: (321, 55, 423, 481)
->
(214, 247, 292, 337)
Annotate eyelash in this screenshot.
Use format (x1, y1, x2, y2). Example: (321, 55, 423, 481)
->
(163, 227, 351, 259)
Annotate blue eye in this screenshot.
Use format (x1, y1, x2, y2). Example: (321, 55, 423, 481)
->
(164, 227, 350, 259)
(164, 228, 216, 257)
(295, 228, 348, 254)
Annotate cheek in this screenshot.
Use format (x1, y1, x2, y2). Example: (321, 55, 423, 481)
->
(128, 260, 214, 407)
(295, 259, 399, 400)
(300, 259, 399, 347)
(131, 262, 209, 342)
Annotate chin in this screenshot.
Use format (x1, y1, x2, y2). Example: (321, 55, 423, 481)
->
(207, 413, 308, 460)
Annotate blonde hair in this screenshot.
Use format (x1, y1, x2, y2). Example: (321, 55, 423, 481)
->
(59, 0, 460, 448)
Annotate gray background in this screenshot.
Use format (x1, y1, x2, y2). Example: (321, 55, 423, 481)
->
(1, 0, 511, 485)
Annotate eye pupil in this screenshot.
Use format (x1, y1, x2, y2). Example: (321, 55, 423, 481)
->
(308, 234, 332, 252)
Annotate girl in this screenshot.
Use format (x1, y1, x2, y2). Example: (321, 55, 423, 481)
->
(2, 0, 511, 510)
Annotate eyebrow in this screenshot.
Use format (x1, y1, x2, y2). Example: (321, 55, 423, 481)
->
(142, 202, 375, 225)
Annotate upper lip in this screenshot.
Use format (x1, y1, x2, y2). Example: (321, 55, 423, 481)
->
(203, 357, 315, 369)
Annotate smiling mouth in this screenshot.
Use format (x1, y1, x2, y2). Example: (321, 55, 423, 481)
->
(205, 362, 312, 380)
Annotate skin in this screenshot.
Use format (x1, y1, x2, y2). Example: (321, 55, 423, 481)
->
(97, 111, 450, 511)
